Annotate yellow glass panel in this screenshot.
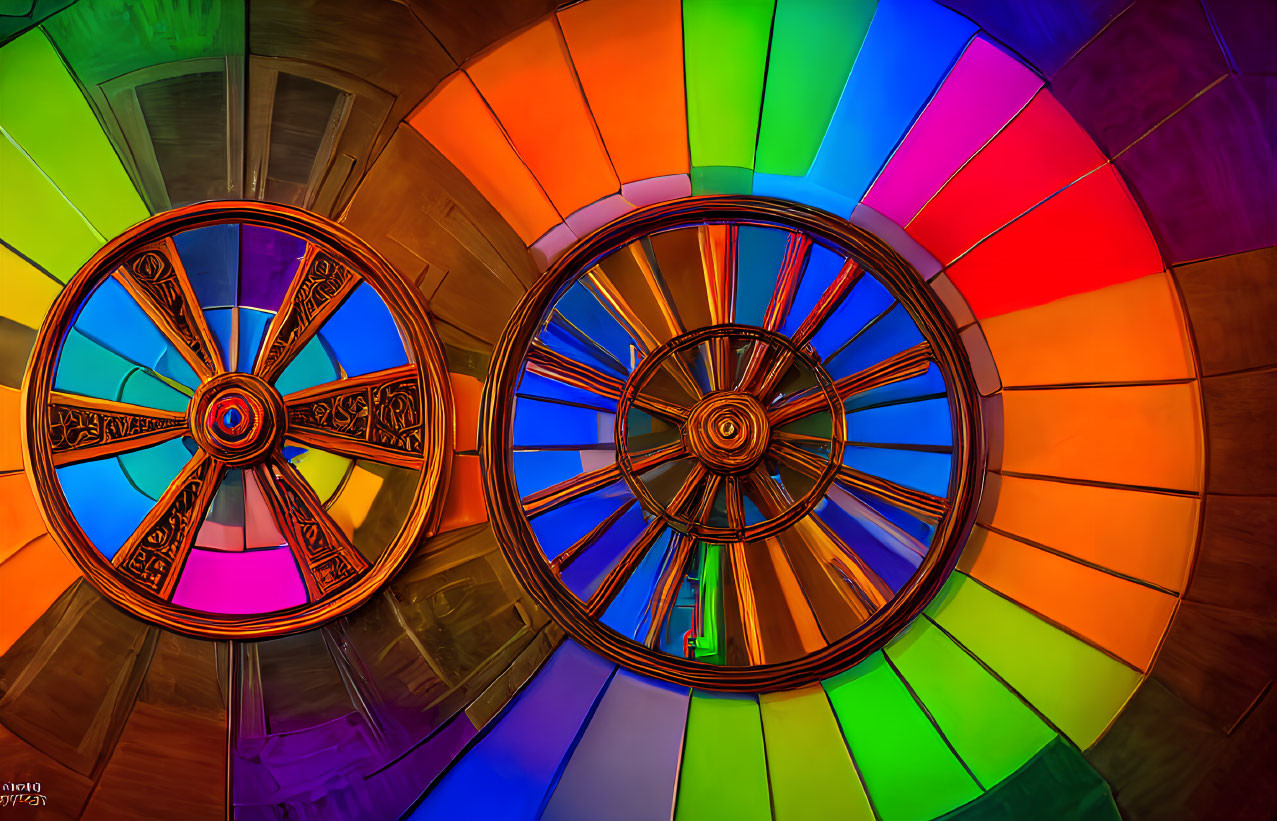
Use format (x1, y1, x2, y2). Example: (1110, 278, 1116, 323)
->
(292, 446, 352, 504)
(958, 527, 1177, 671)
(0, 244, 61, 330)
(1000, 383, 1203, 491)
(981, 272, 1194, 386)
(408, 73, 561, 244)
(984, 473, 1198, 592)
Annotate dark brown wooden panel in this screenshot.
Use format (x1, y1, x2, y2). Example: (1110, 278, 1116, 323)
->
(401, 0, 559, 63)
(0, 725, 94, 821)
(1202, 369, 1277, 495)
(1175, 246, 1277, 375)
(1187, 495, 1277, 617)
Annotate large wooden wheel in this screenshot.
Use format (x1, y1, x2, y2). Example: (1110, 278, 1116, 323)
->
(482, 197, 983, 690)
(22, 201, 451, 637)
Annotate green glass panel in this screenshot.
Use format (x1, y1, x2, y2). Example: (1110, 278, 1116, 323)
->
(690, 542, 724, 665)
(887, 618, 1056, 786)
(289, 444, 351, 506)
(683, 0, 774, 170)
(926, 573, 1142, 749)
(119, 367, 192, 413)
(755, 0, 877, 176)
(939, 738, 1119, 821)
(0, 30, 147, 238)
(690, 165, 754, 196)
(675, 692, 771, 821)
(0, 128, 103, 281)
(117, 437, 193, 500)
(56, 330, 189, 412)
(760, 686, 875, 820)
(824, 652, 981, 821)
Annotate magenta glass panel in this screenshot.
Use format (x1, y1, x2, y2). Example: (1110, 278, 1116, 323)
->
(172, 546, 308, 613)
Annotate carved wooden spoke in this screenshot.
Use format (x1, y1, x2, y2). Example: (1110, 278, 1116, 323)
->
(113, 453, 225, 599)
(523, 440, 686, 518)
(257, 458, 371, 599)
(527, 343, 625, 400)
(769, 342, 933, 428)
(48, 392, 185, 467)
(255, 248, 360, 382)
(115, 239, 224, 378)
(586, 517, 666, 617)
(285, 364, 425, 469)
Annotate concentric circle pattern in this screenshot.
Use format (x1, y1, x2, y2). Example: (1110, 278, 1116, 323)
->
(22, 201, 451, 637)
(483, 197, 982, 689)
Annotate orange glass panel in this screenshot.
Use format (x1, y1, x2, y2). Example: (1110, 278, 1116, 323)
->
(908, 91, 1106, 265)
(981, 272, 1194, 386)
(408, 73, 561, 244)
(558, 0, 688, 182)
(438, 454, 486, 532)
(0, 534, 79, 656)
(983, 473, 1198, 592)
(450, 372, 484, 453)
(945, 165, 1164, 318)
(467, 19, 621, 218)
(1000, 383, 1203, 491)
(0, 386, 22, 472)
(0, 471, 45, 566)
(958, 527, 1177, 671)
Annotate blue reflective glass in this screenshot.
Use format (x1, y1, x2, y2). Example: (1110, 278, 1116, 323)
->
(514, 396, 612, 449)
(602, 527, 675, 639)
(825, 304, 924, 381)
(780, 242, 845, 338)
(561, 505, 649, 600)
(847, 397, 952, 447)
(67, 277, 200, 389)
(816, 494, 919, 591)
(174, 223, 238, 308)
(517, 371, 618, 413)
(809, 274, 893, 360)
(236, 307, 272, 373)
(513, 450, 590, 498)
(117, 437, 196, 501)
(204, 307, 234, 371)
(274, 335, 339, 396)
(530, 481, 632, 563)
(556, 281, 636, 367)
(316, 283, 408, 378)
(843, 445, 951, 496)
(844, 363, 947, 411)
(540, 318, 630, 378)
(57, 452, 185, 560)
(734, 225, 790, 326)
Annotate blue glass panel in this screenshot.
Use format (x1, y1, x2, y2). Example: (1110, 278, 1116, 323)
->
(513, 450, 588, 498)
(735, 225, 791, 327)
(118, 368, 191, 413)
(517, 371, 618, 413)
(555, 281, 636, 366)
(751, 173, 857, 218)
(68, 277, 200, 389)
(816, 494, 919, 591)
(530, 481, 632, 562)
(843, 445, 951, 496)
(561, 505, 649, 600)
(514, 396, 612, 449)
(274, 335, 339, 397)
(855, 489, 936, 546)
(808, 0, 976, 201)
(118, 437, 197, 500)
(809, 274, 893, 361)
(55, 330, 190, 412)
(825, 304, 924, 381)
(411, 642, 614, 820)
(779, 242, 846, 338)
(236, 307, 272, 373)
(847, 397, 953, 447)
(602, 528, 675, 639)
(315, 283, 409, 377)
(173, 223, 238, 308)
(57, 451, 186, 560)
(540, 318, 630, 378)
(845, 363, 947, 411)
(204, 307, 234, 371)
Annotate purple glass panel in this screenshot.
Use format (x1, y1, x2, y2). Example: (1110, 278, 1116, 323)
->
(1204, 0, 1277, 75)
(940, 0, 1127, 75)
(1116, 75, 1277, 263)
(1052, 0, 1229, 156)
(239, 224, 306, 312)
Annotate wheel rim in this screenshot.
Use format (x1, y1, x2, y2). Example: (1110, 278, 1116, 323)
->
(23, 201, 451, 638)
(483, 196, 983, 691)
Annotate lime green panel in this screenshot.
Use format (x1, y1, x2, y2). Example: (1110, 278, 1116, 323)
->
(690, 165, 755, 196)
(675, 691, 771, 821)
(927, 573, 1143, 749)
(683, 0, 774, 170)
(755, 0, 877, 176)
(691, 542, 724, 664)
(760, 686, 874, 821)
(290, 445, 352, 505)
(887, 618, 1056, 786)
(0, 244, 61, 329)
(0, 30, 147, 237)
(0, 130, 103, 281)
(824, 652, 981, 821)
(939, 737, 1119, 821)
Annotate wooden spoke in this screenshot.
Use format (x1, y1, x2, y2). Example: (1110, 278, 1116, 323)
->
(255, 247, 361, 383)
(548, 309, 630, 376)
(286, 364, 424, 469)
(115, 238, 224, 378)
(727, 542, 765, 665)
(761, 233, 812, 332)
(725, 476, 746, 530)
(769, 342, 933, 428)
(790, 259, 862, 349)
(113, 452, 225, 599)
(700, 223, 737, 325)
(745, 465, 794, 519)
(771, 440, 832, 481)
(643, 532, 695, 648)
(735, 339, 772, 395)
(256, 458, 371, 600)
(48, 392, 186, 467)
(551, 498, 637, 574)
(633, 238, 689, 341)
(527, 343, 625, 401)
(522, 440, 685, 518)
(799, 514, 893, 610)
(586, 517, 666, 617)
(707, 335, 732, 392)
(834, 463, 949, 521)
(666, 462, 708, 519)
(690, 472, 723, 527)
(633, 392, 692, 424)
